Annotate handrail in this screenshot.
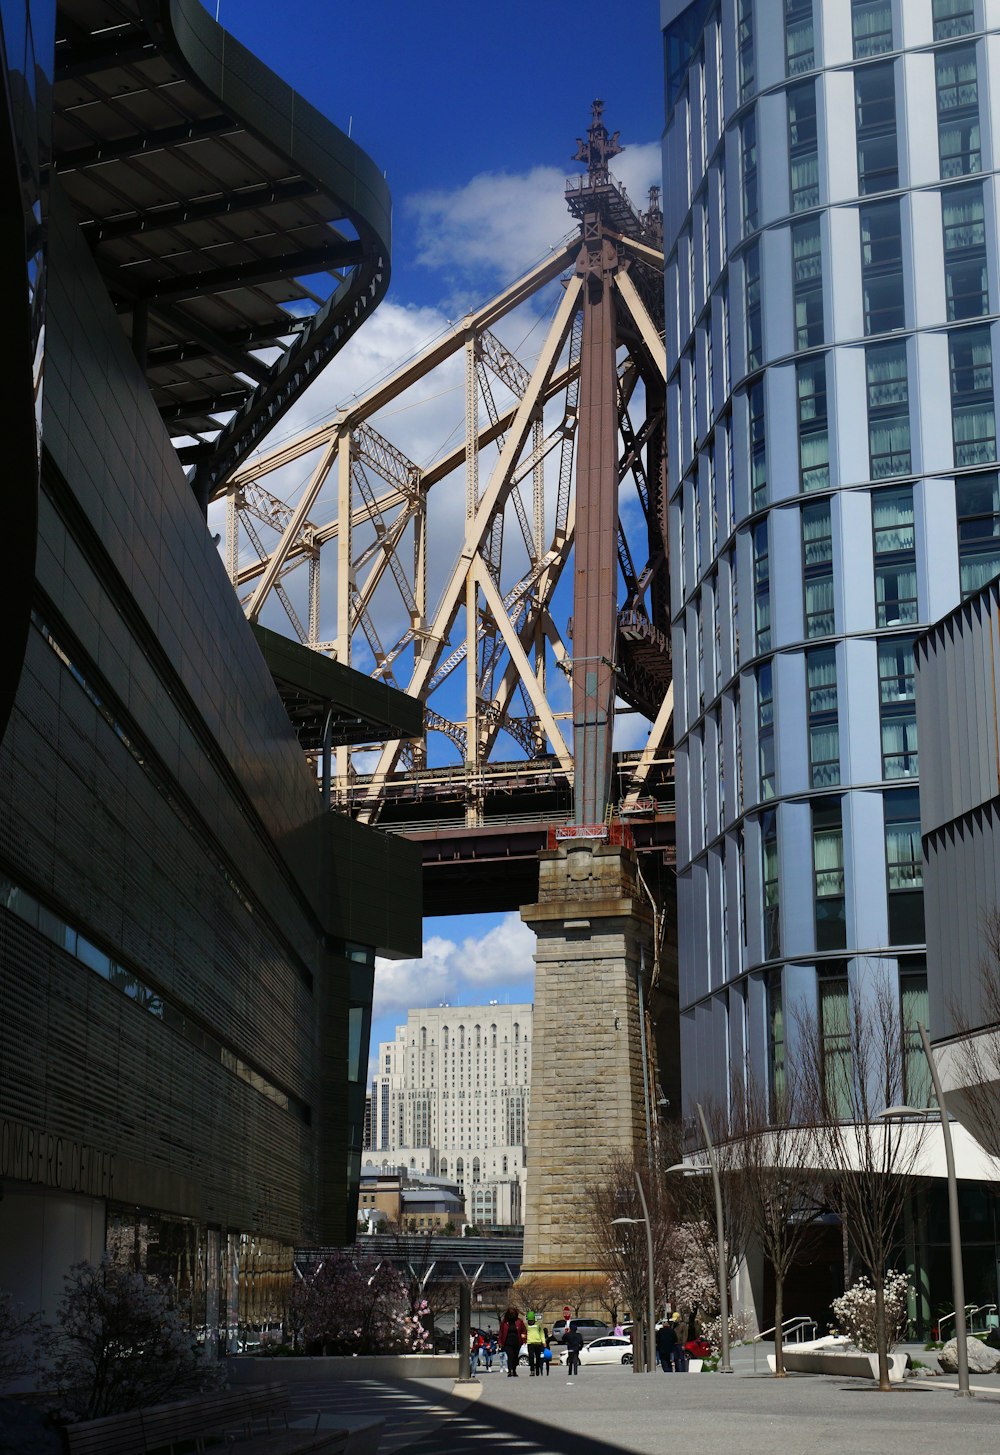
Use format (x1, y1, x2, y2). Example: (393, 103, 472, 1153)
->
(752, 1316, 818, 1373)
(939, 1303, 997, 1340)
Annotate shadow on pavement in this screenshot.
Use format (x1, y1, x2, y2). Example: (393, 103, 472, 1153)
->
(401, 1383, 655, 1455)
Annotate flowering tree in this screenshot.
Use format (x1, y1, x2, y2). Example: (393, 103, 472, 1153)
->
(301, 1250, 431, 1356)
(46, 1258, 221, 1419)
(832, 1273, 910, 1354)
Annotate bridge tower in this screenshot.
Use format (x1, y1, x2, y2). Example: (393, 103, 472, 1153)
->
(518, 105, 671, 1307)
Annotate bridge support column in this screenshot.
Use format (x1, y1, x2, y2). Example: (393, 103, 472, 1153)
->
(519, 839, 653, 1307)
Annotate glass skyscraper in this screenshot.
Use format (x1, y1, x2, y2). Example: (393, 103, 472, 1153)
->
(662, 0, 1000, 1116)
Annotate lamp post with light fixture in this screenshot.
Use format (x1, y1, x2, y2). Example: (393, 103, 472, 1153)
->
(878, 1022, 971, 1397)
(612, 1169, 657, 1373)
(666, 1101, 733, 1373)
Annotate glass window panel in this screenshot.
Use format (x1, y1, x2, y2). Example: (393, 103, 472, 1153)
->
(745, 243, 762, 371)
(867, 341, 911, 478)
(956, 471, 1000, 596)
(750, 377, 766, 505)
(873, 485, 917, 625)
(885, 787, 925, 943)
(792, 217, 823, 349)
(943, 183, 988, 321)
(950, 325, 996, 466)
(820, 970, 852, 1115)
(785, 0, 814, 76)
(762, 810, 780, 958)
(788, 81, 819, 211)
(901, 964, 932, 1106)
(878, 636, 918, 779)
(933, 0, 975, 40)
(798, 355, 829, 490)
(754, 519, 771, 652)
(861, 199, 904, 334)
(803, 500, 834, 638)
(853, 0, 893, 58)
(738, 0, 756, 103)
(856, 62, 898, 194)
(741, 111, 758, 235)
(807, 646, 839, 786)
(814, 800, 846, 950)
(757, 659, 775, 799)
(937, 44, 981, 179)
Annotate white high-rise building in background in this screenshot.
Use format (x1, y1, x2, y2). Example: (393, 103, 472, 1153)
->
(367, 1004, 531, 1223)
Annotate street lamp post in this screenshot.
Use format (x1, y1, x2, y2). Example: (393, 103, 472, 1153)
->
(665, 1110, 733, 1374)
(612, 1169, 656, 1373)
(878, 1021, 972, 1398)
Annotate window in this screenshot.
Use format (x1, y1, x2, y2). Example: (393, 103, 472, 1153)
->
(788, 82, 819, 211)
(753, 519, 771, 652)
(878, 636, 918, 779)
(813, 799, 846, 950)
(885, 787, 924, 944)
(807, 646, 839, 786)
(819, 967, 852, 1116)
(873, 486, 917, 625)
(792, 218, 823, 349)
(803, 499, 835, 637)
(767, 970, 786, 1108)
(856, 63, 898, 194)
(936, 45, 981, 179)
(757, 659, 775, 800)
(761, 810, 780, 958)
(950, 326, 996, 466)
(738, 0, 755, 103)
(861, 199, 904, 334)
(867, 341, 911, 479)
(943, 183, 988, 321)
(797, 357, 829, 491)
(750, 379, 767, 508)
(744, 243, 762, 371)
(900, 961, 932, 1106)
(852, 0, 892, 58)
(741, 111, 758, 235)
(785, 0, 814, 77)
(933, 0, 975, 41)
(956, 472, 1000, 596)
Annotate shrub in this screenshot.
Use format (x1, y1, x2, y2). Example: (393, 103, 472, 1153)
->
(46, 1257, 222, 1420)
(701, 1307, 756, 1353)
(0, 1290, 44, 1388)
(302, 1251, 432, 1356)
(830, 1272, 910, 1354)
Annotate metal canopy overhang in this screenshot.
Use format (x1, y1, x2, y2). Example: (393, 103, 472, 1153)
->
(252, 623, 424, 751)
(52, 0, 392, 506)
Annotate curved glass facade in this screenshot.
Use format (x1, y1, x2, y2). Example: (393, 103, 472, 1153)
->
(663, 0, 1000, 1113)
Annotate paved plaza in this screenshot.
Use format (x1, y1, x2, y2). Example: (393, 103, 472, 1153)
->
(277, 1349, 1000, 1455)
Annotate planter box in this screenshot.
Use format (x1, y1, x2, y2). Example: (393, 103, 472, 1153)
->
(766, 1349, 908, 1382)
(227, 1353, 461, 1382)
(687, 1358, 704, 1373)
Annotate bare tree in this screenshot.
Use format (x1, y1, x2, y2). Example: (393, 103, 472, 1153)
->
(509, 1276, 559, 1323)
(667, 1102, 755, 1310)
(583, 1153, 676, 1373)
(732, 1064, 826, 1378)
(798, 978, 929, 1391)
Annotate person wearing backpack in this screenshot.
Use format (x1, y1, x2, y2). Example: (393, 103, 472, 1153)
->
(564, 1322, 584, 1377)
(542, 1328, 553, 1375)
(525, 1311, 545, 1375)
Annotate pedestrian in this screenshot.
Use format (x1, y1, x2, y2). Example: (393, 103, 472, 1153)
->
(525, 1311, 545, 1376)
(484, 1335, 495, 1372)
(542, 1329, 553, 1375)
(613, 1321, 624, 1338)
(470, 1328, 481, 1377)
(499, 1305, 527, 1377)
(655, 1318, 679, 1373)
(564, 1322, 584, 1377)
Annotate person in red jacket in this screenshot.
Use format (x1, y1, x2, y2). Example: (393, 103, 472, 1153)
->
(499, 1306, 527, 1377)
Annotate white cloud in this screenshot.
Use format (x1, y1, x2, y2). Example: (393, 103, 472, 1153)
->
(406, 142, 663, 294)
(373, 913, 535, 1017)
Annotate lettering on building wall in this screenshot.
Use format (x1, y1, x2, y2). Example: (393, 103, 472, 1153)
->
(0, 1118, 116, 1198)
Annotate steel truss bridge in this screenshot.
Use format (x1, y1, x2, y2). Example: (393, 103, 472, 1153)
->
(220, 105, 675, 913)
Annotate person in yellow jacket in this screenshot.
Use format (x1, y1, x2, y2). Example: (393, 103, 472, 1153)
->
(525, 1311, 546, 1376)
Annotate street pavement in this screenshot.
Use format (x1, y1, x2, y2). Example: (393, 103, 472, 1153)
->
(275, 1349, 1000, 1455)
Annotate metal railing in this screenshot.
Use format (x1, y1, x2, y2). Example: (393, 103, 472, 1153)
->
(751, 1316, 818, 1372)
(938, 1303, 998, 1341)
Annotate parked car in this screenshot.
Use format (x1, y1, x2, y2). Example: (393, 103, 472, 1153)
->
(551, 1318, 611, 1345)
(578, 1335, 634, 1366)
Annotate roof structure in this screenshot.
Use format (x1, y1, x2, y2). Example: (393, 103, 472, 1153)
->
(53, 0, 391, 507)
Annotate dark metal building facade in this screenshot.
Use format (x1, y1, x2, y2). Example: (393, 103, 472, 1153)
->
(0, 0, 420, 1349)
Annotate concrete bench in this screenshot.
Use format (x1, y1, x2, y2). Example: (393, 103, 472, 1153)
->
(766, 1348, 908, 1381)
(63, 1382, 364, 1455)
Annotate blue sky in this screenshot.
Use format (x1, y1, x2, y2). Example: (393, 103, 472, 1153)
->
(216, 0, 664, 1070)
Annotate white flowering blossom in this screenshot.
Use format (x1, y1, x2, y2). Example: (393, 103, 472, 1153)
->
(831, 1272, 910, 1354)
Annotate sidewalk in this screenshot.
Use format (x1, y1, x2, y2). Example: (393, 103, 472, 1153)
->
(267, 1356, 1000, 1455)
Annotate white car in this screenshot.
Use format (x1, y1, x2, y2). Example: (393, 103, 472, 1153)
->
(578, 1335, 634, 1366)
